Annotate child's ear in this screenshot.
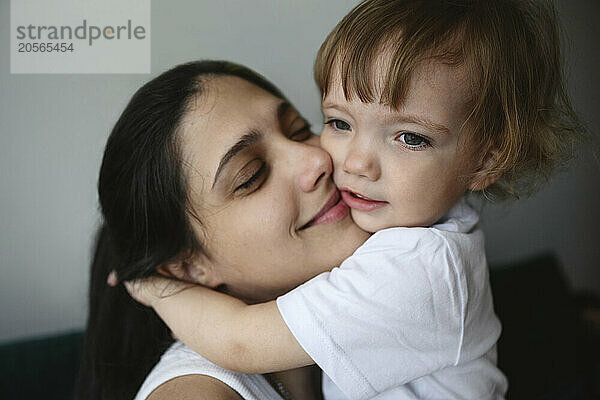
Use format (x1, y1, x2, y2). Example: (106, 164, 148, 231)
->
(468, 149, 502, 192)
(157, 251, 225, 289)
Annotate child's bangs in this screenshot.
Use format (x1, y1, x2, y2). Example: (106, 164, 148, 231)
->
(314, 1, 470, 109)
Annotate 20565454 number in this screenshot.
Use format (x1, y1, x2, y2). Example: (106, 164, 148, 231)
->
(18, 42, 74, 52)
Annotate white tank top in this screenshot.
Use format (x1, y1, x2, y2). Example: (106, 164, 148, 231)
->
(134, 341, 284, 400)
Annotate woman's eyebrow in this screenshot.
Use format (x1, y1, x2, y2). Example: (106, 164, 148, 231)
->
(277, 101, 291, 119)
(212, 130, 262, 189)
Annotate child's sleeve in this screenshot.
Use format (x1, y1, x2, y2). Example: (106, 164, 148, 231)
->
(276, 228, 470, 400)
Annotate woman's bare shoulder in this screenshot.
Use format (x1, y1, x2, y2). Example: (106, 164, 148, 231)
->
(147, 374, 243, 400)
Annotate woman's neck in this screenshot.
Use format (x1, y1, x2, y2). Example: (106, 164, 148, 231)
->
(269, 365, 322, 400)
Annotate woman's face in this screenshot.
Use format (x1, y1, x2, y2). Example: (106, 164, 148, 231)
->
(178, 76, 370, 303)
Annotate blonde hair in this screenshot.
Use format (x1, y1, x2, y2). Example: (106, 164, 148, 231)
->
(315, 0, 586, 200)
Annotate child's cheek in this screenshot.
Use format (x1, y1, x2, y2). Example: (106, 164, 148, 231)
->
(319, 131, 342, 166)
(318, 130, 328, 147)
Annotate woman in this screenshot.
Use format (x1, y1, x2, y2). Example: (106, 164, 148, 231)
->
(76, 60, 369, 399)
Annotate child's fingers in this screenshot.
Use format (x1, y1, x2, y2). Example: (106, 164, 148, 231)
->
(124, 275, 185, 307)
(123, 279, 153, 307)
(107, 270, 119, 287)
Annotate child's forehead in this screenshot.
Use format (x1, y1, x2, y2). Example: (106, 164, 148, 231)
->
(324, 51, 473, 105)
(322, 60, 473, 128)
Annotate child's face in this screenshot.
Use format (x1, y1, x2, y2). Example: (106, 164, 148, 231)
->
(320, 62, 479, 233)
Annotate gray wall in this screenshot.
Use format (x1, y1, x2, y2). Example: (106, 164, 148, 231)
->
(1, 0, 598, 343)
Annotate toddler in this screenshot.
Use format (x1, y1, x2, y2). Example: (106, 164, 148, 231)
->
(125, 0, 584, 398)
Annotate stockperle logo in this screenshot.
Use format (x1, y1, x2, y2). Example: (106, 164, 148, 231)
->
(11, 0, 150, 74)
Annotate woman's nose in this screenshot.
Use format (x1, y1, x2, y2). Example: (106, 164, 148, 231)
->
(296, 144, 333, 193)
(343, 141, 381, 181)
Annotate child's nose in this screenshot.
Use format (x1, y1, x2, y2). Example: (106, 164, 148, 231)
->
(296, 145, 333, 193)
(343, 145, 381, 181)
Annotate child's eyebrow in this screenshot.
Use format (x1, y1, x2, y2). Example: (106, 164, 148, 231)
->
(323, 101, 450, 135)
(321, 102, 346, 112)
(388, 114, 450, 135)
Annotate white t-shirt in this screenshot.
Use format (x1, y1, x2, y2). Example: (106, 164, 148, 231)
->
(134, 341, 284, 400)
(277, 198, 508, 400)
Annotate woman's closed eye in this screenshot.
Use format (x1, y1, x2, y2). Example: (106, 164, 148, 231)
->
(289, 123, 312, 141)
(325, 118, 351, 132)
(234, 160, 267, 193)
(394, 132, 431, 150)
(232, 121, 310, 195)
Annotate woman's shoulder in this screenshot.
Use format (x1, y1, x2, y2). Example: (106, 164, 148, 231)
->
(135, 341, 283, 400)
(147, 374, 243, 400)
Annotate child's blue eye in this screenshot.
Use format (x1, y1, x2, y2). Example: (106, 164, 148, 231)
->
(396, 132, 430, 149)
(403, 133, 424, 145)
(326, 119, 351, 131)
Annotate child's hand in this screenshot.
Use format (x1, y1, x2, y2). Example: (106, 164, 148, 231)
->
(127, 275, 193, 308)
(107, 270, 192, 308)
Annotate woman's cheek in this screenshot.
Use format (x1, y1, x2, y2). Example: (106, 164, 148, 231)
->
(254, 200, 293, 243)
(228, 194, 292, 248)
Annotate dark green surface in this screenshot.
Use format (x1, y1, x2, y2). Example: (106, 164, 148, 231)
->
(0, 331, 83, 400)
(490, 254, 599, 399)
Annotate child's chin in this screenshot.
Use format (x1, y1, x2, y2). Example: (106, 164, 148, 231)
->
(350, 209, 391, 233)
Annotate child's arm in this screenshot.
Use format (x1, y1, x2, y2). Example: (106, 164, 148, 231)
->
(125, 276, 314, 374)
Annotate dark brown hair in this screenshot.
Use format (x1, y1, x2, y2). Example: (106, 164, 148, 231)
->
(315, 0, 586, 199)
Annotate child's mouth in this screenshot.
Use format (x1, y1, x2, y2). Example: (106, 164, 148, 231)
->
(340, 189, 388, 212)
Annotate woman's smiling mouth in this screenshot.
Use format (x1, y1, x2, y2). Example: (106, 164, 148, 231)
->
(300, 190, 349, 230)
(340, 189, 388, 212)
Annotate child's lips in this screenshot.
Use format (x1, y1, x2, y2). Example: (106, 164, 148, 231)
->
(340, 189, 388, 212)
